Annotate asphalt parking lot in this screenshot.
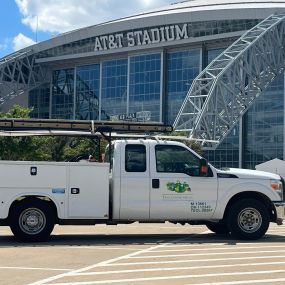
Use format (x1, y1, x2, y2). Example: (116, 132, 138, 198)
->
(1, 223, 285, 285)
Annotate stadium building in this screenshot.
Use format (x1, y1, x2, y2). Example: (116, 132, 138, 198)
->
(0, 0, 285, 169)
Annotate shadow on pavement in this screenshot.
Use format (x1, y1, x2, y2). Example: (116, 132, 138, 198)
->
(0, 232, 285, 247)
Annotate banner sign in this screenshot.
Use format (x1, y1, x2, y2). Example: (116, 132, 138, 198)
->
(110, 111, 151, 122)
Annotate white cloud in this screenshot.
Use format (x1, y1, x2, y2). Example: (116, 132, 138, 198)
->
(0, 39, 9, 51)
(12, 33, 36, 51)
(15, 0, 173, 34)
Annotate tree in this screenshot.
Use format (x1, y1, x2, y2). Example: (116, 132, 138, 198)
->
(0, 105, 43, 160)
(0, 105, 103, 161)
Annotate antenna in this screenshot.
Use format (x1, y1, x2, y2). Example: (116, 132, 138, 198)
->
(36, 15, 38, 43)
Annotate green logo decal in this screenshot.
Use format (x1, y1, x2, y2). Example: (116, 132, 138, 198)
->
(166, 181, 191, 193)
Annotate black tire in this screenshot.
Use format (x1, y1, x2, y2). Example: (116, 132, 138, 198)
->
(206, 221, 229, 234)
(227, 198, 270, 240)
(9, 198, 55, 242)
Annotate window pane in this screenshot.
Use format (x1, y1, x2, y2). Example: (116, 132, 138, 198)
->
(129, 53, 161, 122)
(29, 83, 50, 118)
(76, 64, 100, 120)
(101, 59, 128, 120)
(125, 145, 146, 172)
(155, 145, 200, 176)
(166, 49, 200, 124)
(52, 68, 74, 119)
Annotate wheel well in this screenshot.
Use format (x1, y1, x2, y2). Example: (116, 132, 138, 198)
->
(223, 192, 276, 222)
(8, 196, 58, 222)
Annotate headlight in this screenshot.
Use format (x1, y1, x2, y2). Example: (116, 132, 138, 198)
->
(270, 180, 283, 199)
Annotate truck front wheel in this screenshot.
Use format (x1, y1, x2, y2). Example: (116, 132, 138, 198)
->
(227, 198, 270, 240)
(10, 199, 55, 242)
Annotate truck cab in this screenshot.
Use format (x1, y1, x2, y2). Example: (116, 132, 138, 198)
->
(111, 139, 217, 222)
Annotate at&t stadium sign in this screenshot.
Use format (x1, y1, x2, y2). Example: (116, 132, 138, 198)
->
(94, 24, 189, 52)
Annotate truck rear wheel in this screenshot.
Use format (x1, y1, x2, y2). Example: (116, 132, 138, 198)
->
(10, 198, 55, 242)
(206, 221, 229, 234)
(227, 198, 270, 240)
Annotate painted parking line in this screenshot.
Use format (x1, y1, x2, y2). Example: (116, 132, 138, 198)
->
(128, 249, 285, 259)
(26, 227, 285, 285)
(145, 244, 285, 252)
(69, 261, 285, 276)
(108, 254, 285, 266)
(27, 235, 194, 285)
(184, 278, 285, 285)
(45, 270, 285, 285)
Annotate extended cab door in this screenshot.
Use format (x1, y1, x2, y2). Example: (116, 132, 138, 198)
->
(150, 143, 218, 220)
(119, 142, 150, 220)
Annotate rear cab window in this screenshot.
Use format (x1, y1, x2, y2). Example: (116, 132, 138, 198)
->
(125, 145, 146, 172)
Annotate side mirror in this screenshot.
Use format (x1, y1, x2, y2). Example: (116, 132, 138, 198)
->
(200, 158, 208, 176)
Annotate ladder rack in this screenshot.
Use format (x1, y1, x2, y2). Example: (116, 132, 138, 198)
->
(0, 118, 173, 135)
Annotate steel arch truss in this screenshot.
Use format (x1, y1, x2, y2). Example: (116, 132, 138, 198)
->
(0, 50, 48, 106)
(174, 14, 285, 149)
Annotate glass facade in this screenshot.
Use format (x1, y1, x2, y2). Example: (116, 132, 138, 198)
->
(51, 68, 74, 119)
(205, 127, 240, 169)
(101, 59, 128, 120)
(50, 54, 161, 122)
(29, 83, 50, 118)
(243, 74, 284, 169)
(203, 49, 284, 169)
(129, 54, 161, 122)
(76, 64, 100, 120)
(166, 49, 200, 124)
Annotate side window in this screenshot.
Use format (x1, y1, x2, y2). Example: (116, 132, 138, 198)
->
(125, 145, 146, 172)
(155, 145, 201, 176)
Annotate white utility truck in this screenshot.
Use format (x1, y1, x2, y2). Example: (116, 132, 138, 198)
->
(0, 119, 284, 242)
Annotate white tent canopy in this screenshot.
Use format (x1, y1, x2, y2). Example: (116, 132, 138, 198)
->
(256, 158, 285, 179)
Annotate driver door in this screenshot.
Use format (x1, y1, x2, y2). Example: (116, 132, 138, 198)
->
(150, 144, 218, 220)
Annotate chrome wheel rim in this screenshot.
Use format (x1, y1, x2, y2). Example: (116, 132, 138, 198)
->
(19, 208, 46, 235)
(238, 207, 262, 233)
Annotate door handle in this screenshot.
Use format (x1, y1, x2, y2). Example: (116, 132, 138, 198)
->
(152, 179, 160, 189)
(71, 188, 80, 194)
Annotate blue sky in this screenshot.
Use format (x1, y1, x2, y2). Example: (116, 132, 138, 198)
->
(0, 1, 46, 57)
(0, 0, 173, 59)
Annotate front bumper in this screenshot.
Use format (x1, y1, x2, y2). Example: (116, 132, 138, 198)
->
(273, 202, 285, 225)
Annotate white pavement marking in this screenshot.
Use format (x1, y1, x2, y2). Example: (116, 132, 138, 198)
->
(0, 267, 71, 271)
(27, 235, 193, 285)
(184, 278, 285, 285)
(71, 261, 285, 276)
(129, 249, 285, 259)
(46, 270, 285, 285)
(26, 228, 285, 285)
(109, 254, 285, 266)
(150, 244, 285, 252)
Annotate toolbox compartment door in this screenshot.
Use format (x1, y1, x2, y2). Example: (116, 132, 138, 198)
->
(68, 163, 109, 219)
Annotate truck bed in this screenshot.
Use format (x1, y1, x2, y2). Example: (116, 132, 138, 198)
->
(0, 161, 110, 220)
